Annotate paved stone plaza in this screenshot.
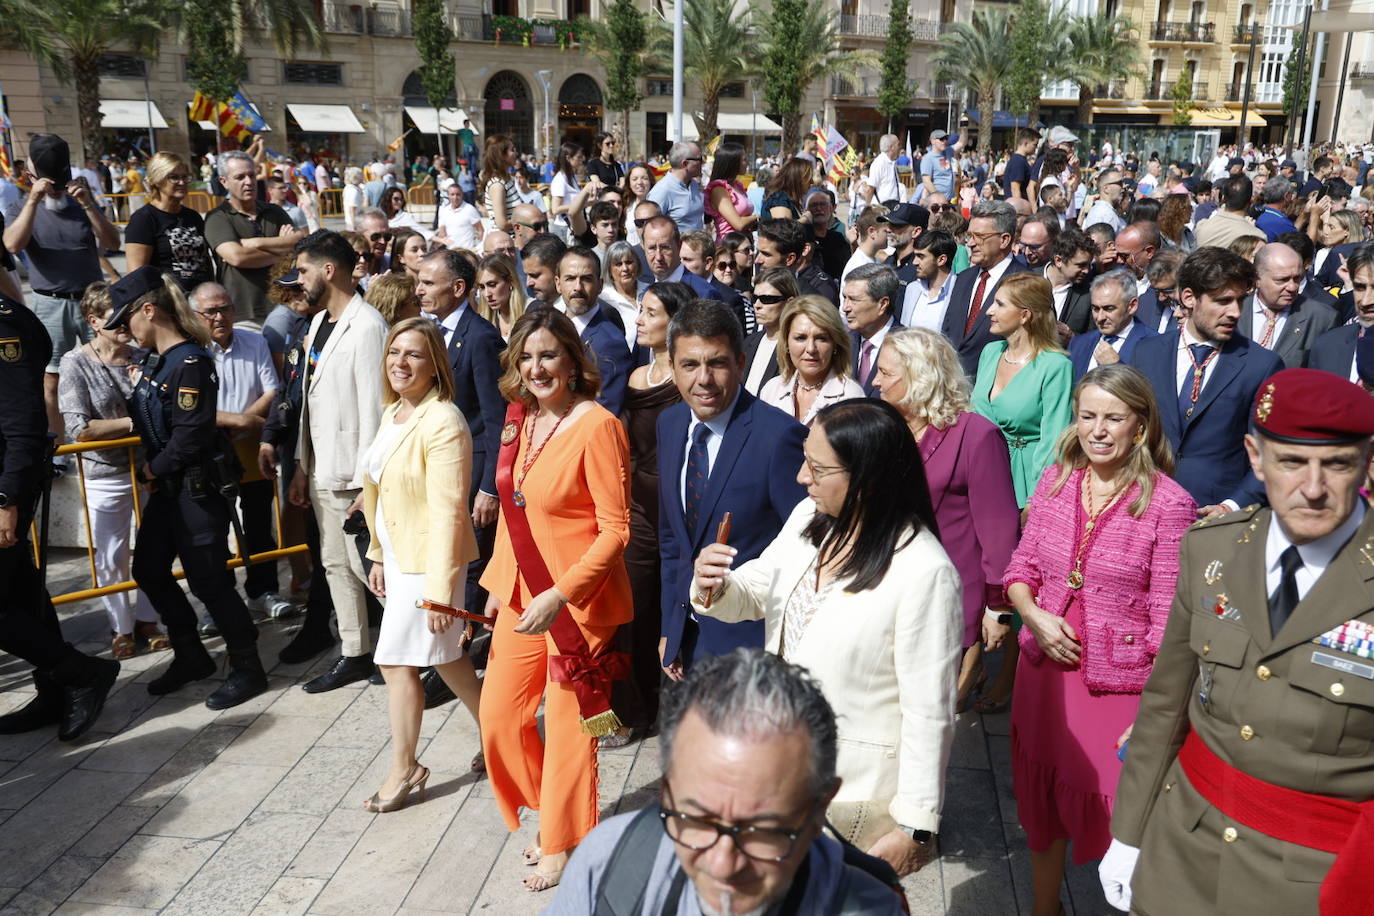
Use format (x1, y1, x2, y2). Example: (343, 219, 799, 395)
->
(0, 552, 1120, 915)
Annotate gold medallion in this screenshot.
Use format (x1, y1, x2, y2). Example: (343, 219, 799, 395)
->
(1066, 570, 1084, 590)
(500, 421, 519, 445)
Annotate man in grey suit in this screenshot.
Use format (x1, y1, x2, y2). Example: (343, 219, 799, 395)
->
(1241, 242, 1339, 369)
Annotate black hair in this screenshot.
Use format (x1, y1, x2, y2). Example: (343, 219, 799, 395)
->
(522, 233, 567, 270)
(1219, 174, 1253, 211)
(1275, 230, 1315, 266)
(912, 228, 957, 266)
(1324, 178, 1352, 201)
(1178, 246, 1257, 298)
(644, 280, 694, 317)
(295, 229, 359, 273)
(758, 218, 807, 260)
(711, 142, 747, 184)
(802, 399, 940, 592)
(587, 200, 620, 226)
(559, 245, 601, 274)
(1345, 241, 1374, 282)
(1124, 197, 1161, 226)
(667, 298, 745, 359)
(1050, 226, 1098, 263)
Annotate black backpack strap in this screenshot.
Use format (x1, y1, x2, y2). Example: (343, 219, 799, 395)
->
(594, 804, 670, 916)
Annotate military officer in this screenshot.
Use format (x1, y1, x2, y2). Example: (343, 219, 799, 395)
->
(0, 293, 119, 741)
(1101, 367, 1374, 915)
(105, 267, 267, 710)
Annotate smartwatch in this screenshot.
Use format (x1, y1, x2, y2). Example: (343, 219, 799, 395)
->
(985, 608, 1014, 626)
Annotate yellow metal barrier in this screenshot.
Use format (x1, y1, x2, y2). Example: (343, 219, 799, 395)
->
(407, 186, 436, 209)
(318, 187, 344, 217)
(184, 190, 216, 215)
(36, 436, 308, 607)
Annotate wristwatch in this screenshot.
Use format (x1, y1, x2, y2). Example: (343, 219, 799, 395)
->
(897, 824, 933, 844)
(985, 608, 1014, 626)
(0, 492, 11, 508)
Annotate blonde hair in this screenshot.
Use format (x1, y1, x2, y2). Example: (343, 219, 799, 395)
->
(1049, 363, 1174, 517)
(475, 253, 528, 325)
(80, 282, 112, 321)
(145, 151, 189, 203)
(880, 328, 971, 429)
(997, 272, 1064, 356)
(137, 273, 211, 348)
(498, 309, 602, 407)
(775, 294, 854, 381)
(380, 317, 455, 406)
(1329, 209, 1366, 244)
(365, 273, 421, 325)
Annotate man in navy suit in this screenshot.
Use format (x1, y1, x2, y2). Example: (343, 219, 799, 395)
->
(556, 247, 633, 415)
(1068, 267, 1156, 380)
(842, 263, 902, 396)
(1308, 241, 1374, 381)
(1126, 247, 1284, 515)
(940, 200, 1031, 376)
(657, 300, 806, 675)
(680, 229, 749, 331)
(638, 216, 724, 304)
(1134, 248, 1185, 334)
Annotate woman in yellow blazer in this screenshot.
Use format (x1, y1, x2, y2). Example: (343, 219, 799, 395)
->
(359, 317, 482, 813)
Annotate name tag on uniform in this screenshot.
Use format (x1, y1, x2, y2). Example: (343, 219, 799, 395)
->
(1312, 651, 1374, 680)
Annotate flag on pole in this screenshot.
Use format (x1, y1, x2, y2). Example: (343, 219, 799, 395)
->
(190, 90, 266, 145)
(904, 131, 913, 164)
(705, 133, 722, 157)
(0, 143, 10, 181)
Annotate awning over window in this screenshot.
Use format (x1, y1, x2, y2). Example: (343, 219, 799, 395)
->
(1180, 107, 1267, 127)
(672, 112, 784, 142)
(100, 99, 169, 130)
(404, 106, 470, 135)
(287, 104, 365, 134)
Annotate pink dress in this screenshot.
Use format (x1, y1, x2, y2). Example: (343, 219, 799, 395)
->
(705, 179, 753, 240)
(1003, 467, 1195, 863)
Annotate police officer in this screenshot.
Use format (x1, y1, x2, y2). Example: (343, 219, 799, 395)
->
(104, 267, 267, 710)
(0, 293, 119, 741)
(1102, 368, 1374, 914)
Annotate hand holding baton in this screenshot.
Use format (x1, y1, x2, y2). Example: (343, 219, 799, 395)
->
(703, 512, 732, 609)
(414, 599, 494, 625)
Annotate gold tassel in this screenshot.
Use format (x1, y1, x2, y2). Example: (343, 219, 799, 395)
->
(580, 709, 623, 737)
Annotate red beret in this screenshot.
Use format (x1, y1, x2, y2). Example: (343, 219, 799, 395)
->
(1252, 368, 1374, 445)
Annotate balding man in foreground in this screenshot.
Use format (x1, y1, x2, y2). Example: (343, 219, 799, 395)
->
(1240, 243, 1338, 369)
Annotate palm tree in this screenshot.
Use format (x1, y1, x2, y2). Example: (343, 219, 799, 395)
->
(755, 0, 874, 153)
(931, 8, 1013, 151)
(1055, 14, 1144, 124)
(647, 0, 752, 143)
(223, 0, 325, 60)
(0, 0, 170, 160)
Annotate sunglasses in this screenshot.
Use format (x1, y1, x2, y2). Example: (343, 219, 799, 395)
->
(754, 293, 788, 304)
(927, 204, 951, 213)
(370, 232, 392, 242)
(517, 221, 548, 232)
(634, 217, 653, 228)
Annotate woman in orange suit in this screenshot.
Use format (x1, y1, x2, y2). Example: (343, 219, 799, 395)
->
(479, 308, 632, 893)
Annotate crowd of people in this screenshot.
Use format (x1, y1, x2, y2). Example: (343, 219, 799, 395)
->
(2, 120, 1374, 914)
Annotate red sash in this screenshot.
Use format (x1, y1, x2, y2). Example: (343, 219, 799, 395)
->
(495, 401, 629, 736)
(1178, 729, 1374, 915)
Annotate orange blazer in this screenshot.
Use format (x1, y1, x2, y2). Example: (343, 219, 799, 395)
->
(480, 404, 633, 628)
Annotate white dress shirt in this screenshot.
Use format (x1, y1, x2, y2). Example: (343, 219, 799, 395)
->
(1086, 319, 1136, 372)
(210, 328, 279, 421)
(681, 390, 739, 509)
(870, 153, 901, 204)
(1174, 324, 1222, 396)
(1264, 501, 1366, 604)
(901, 274, 953, 330)
(433, 302, 469, 347)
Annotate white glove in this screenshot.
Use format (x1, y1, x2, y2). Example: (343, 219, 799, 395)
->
(1098, 838, 1140, 912)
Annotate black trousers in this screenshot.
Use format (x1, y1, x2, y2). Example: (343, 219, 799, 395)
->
(237, 479, 279, 600)
(133, 487, 258, 651)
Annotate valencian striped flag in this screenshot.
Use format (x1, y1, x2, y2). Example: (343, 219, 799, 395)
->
(190, 90, 267, 144)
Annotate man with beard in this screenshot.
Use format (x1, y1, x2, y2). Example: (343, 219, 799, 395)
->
(555, 247, 633, 415)
(1126, 247, 1284, 516)
(287, 230, 389, 692)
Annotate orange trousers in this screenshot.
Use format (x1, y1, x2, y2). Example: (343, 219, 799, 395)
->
(479, 602, 615, 855)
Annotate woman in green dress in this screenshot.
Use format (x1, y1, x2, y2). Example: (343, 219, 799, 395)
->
(971, 272, 1074, 508)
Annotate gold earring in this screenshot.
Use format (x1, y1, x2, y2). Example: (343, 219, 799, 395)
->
(1133, 431, 1144, 445)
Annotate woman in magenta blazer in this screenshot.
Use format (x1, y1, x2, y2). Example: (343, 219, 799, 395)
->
(1002, 363, 1195, 916)
(872, 328, 1020, 712)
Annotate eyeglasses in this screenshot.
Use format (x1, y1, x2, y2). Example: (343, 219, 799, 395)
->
(659, 788, 812, 863)
(1015, 238, 1050, 251)
(1152, 286, 1178, 305)
(963, 231, 1006, 244)
(754, 293, 787, 305)
(167, 174, 191, 182)
(370, 232, 392, 242)
(517, 221, 548, 232)
(195, 306, 234, 319)
(682, 157, 704, 163)
(804, 456, 848, 479)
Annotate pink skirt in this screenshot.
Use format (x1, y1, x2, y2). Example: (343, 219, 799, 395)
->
(1010, 596, 1143, 863)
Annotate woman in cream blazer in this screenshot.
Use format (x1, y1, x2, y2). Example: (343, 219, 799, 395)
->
(359, 318, 482, 813)
(692, 399, 962, 878)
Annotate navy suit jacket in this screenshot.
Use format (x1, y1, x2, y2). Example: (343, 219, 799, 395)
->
(1132, 287, 1174, 335)
(1067, 320, 1157, 381)
(639, 269, 723, 303)
(657, 392, 807, 667)
(941, 258, 1032, 376)
(445, 307, 507, 496)
(1126, 329, 1283, 508)
(850, 317, 902, 396)
(1315, 241, 1359, 290)
(1307, 323, 1358, 378)
(580, 307, 633, 416)
(709, 275, 750, 332)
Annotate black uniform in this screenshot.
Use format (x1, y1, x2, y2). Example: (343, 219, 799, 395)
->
(0, 295, 118, 740)
(129, 338, 266, 708)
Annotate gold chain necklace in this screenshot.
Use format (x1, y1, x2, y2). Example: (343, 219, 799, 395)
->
(1066, 472, 1126, 590)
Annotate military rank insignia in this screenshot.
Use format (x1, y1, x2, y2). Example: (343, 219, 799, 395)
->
(0, 337, 20, 362)
(177, 387, 200, 410)
(1312, 619, 1374, 660)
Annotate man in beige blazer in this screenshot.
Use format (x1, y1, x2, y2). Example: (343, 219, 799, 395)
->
(288, 230, 389, 692)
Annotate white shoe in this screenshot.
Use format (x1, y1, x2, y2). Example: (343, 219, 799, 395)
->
(248, 592, 300, 620)
(197, 614, 220, 637)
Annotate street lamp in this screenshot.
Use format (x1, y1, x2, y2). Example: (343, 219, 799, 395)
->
(536, 69, 554, 159)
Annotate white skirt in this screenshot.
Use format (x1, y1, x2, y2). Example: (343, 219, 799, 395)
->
(372, 496, 468, 667)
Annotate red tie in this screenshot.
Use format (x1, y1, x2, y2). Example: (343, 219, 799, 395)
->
(964, 270, 991, 337)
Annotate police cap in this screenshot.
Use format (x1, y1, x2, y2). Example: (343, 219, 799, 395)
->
(105, 266, 167, 329)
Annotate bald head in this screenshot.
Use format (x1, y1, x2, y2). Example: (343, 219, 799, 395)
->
(1007, 196, 1033, 218)
(511, 204, 546, 249)
(1254, 242, 1303, 312)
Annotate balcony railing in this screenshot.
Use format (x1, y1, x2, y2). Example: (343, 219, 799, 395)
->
(838, 13, 941, 41)
(1145, 80, 1172, 100)
(318, 5, 575, 45)
(1233, 24, 1257, 43)
(1351, 63, 1374, 80)
(1225, 81, 1254, 101)
(319, 3, 409, 36)
(1151, 21, 1216, 43)
(1098, 81, 1128, 99)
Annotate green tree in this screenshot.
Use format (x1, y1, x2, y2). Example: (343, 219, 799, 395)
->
(578, 0, 647, 150)
(186, 0, 248, 101)
(1282, 47, 1312, 119)
(875, 0, 914, 134)
(1003, 0, 1052, 125)
(756, 0, 872, 153)
(0, 0, 170, 159)
(648, 0, 751, 143)
(413, 0, 456, 156)
(1172, 68, 1194, 126)
(1054, 14, 1143, 124)
(931, 9, 1013, 151)
(182, 0, 325, 112)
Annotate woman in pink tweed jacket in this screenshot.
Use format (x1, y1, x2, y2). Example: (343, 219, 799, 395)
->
(1002, 364, 1195, 916)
